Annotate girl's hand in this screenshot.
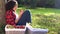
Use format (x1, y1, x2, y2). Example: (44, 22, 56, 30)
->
(20, 10, 24, 16)
(18, 10, 24, 18)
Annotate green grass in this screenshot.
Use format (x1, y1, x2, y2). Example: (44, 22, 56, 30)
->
(30, 8, 60, 14)
(17, 7, 60, 34)
(17, 7, 60, 14)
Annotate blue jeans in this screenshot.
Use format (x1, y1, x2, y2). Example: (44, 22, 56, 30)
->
(16, 10, 31, 25)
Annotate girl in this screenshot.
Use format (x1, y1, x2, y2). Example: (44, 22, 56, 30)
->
(5, 0, 31, 28)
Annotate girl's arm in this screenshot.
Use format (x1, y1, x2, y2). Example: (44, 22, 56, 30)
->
(19, 10, 24, 18)
(15, 10, 24, 23)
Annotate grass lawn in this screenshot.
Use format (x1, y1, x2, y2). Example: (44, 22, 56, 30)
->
(17, 7, 60, 14)
(17, 7, 60, 34)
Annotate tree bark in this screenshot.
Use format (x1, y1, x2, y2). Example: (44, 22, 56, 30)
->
(0, 0, 5, 25)
(0, 0, 6, 34)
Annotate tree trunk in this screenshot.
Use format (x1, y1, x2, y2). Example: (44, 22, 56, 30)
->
(0, 0, 6, 34)
(0, 0, 5, 24)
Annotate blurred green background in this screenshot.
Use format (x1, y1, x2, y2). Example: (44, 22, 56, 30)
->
(16, 0, 60, 34)
(16, 7, 60, 34)
(0, 0, 60, 34)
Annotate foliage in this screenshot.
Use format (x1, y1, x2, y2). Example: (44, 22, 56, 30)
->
(0, 23, 5, 34)
(45, 0, 55, 8)
(17, 0, 55, 8)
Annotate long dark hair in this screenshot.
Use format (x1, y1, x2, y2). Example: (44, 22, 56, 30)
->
(5, 1, 17, 11)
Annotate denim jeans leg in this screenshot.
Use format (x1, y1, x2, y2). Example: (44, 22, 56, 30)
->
(16, 10, 31, 25)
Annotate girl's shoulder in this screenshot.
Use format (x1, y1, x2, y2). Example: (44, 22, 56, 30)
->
(6, 10, 13, 14)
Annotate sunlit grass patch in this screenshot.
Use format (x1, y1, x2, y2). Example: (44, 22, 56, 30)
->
(17, 7, 60, 34)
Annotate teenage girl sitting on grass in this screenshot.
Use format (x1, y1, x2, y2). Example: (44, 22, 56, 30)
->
(5, 0, 31, 28)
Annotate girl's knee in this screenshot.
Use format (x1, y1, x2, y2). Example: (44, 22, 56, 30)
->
(24, 10, 30, 14)
(22, 10, 31, 16)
